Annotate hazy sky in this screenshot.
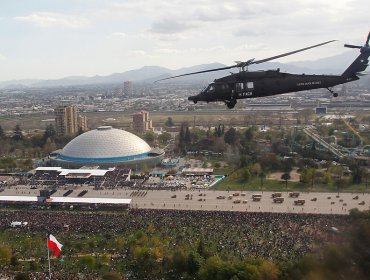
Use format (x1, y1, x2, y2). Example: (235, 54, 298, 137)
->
(0, 0, 368, 81)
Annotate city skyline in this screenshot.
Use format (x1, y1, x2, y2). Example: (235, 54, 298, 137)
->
(0, 0, 368, 81)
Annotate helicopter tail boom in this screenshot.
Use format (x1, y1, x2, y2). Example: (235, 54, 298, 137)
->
(342, 32, 370, 78)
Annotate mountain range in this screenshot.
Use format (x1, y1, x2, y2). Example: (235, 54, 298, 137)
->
(1, 50, 369, 89)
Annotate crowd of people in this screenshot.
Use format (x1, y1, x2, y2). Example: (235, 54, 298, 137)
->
(0, 208, 351, 263)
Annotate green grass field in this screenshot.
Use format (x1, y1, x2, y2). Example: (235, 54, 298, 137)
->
(212, 175, 369, 193)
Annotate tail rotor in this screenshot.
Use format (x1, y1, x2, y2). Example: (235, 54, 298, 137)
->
(344, 31, 370, 49)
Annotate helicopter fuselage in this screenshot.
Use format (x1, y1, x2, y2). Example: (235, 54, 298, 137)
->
(159, 34, 370, 109)
(188, 70, 358, 108)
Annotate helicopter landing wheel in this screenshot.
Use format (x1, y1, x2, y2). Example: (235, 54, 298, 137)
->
(193, 100, 198, 104)
(226, 99, 237, 109)
(327, 87, 338, 97)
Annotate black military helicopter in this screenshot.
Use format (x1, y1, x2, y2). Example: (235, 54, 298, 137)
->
(157, 32, 370, 109)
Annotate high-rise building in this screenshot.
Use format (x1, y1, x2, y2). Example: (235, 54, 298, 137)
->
(78, 115, 88, 132)
(132, 111, 153, 133)
(55, 105, 88, 136)
(124, 81, 133, 97)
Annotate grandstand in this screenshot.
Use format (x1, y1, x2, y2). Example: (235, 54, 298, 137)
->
(29, 167, 132, 189)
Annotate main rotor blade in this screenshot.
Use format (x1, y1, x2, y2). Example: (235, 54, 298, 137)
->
(366, 31, 370, 46)
(251, 40, 337, 65)
(155, 65, 235, 82)
(154, 40, 336, 82)
(344, 44, 362, 49)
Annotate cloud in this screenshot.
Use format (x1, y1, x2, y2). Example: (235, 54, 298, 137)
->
(233, 30, 261, 37)
(128, 50, 148, 56)
(150, 18, 197, 34)
(14, 12, 91, 28)
(155, 48, 181, 54)
(111, 32, 128, 39)
(0, 54, 6, 60)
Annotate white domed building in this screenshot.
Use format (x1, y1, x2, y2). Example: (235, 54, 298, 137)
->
(50, 126, 164, 169)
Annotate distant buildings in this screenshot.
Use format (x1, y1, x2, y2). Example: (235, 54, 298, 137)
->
(132, 111, 153, 133)
(55, 105, 88, 136)
(124, 81, 133, 97)
(315, 107, 327, 114)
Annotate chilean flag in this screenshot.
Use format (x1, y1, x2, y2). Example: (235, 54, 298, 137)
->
(47, 234, 63, 257)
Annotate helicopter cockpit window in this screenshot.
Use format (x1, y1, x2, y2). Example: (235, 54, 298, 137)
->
(207, 84, 215, 93)
(246, 82, 254, 89)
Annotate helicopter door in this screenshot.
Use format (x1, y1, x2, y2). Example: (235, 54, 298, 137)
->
(235, 82, 244, 93)
(221, 84, 230, 93)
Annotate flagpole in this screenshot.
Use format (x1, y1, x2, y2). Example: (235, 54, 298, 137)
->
(47, 236, 52, 280)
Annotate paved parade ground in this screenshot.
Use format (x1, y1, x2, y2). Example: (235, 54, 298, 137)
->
(130, 189, 370, 214)
(1, 186, 370, 214)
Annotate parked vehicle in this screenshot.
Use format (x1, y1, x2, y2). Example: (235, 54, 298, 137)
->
(252, 194, 262, 201)
(289, 192, 300, 198)
(271, 192, 282, 198)
(294, 199, 305, 205)
(273, 197, 284, 203)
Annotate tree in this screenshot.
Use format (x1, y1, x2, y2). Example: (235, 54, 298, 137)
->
(336, 178, 348, 193)
(300, 168, 316, 190)
(214, 124, 224, 137)
(158, 132, 171, 144)
(282, 158, 294, 173)
(349, 162, 365, 185)
(281, 172, 291, 189)
(224, 127, 237, 145)
(198, 256, 224, 280)
(242, 168, 251, 183)
(44, 138, 57, 153)
(258, 153, 281, 172)
(244, 127, 254, 142)
(10, 254, 19, 267)
(29, 261, 38, 271)
(144, 132, 155, 144)
(172, 248, 187, 273)
(187, 252, 202, 275)
(251, 163, 262, 177)
(259, 261, 280, 280)
(185, 126, 191, 144)
(14, 273, 30, 280)
(197, 238, 210, 258)
(102, 272, 123, 280)
(240, 155, 248, 167)
(165, 117, 174, 127)
(179, 123, 185, 144)
(0, 244, 12, 266)
(259, 172, 267, 190)
(43, 124, 56, 140)
(12, 124, 23, 141)
(80, 256, 96, 270)
(0, 125, 5, 140)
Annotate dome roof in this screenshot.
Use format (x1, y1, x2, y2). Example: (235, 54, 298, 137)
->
(60, 126, 151, 159)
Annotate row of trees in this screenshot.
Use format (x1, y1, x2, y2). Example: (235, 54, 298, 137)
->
(0, 124, 72, 157)
(0, 124, 74, 171)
